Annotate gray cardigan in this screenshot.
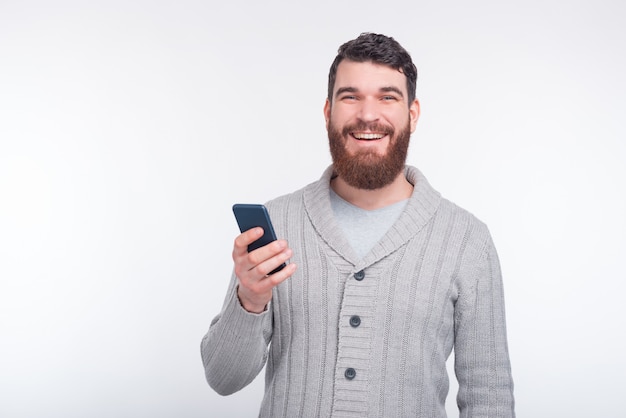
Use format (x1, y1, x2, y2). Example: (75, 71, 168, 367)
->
(201, 165, 515, 417)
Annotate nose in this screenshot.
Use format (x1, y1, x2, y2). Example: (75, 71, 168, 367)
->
(357, 97, 380, 123)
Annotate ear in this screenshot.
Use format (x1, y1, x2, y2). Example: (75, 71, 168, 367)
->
(323, 98, 331, 130)
(409, 99, 420, 133)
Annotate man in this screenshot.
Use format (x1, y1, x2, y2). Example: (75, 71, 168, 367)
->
(201, 33, 515, 417)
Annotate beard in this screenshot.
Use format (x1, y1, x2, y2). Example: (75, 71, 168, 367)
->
(328, 118, 411, 190)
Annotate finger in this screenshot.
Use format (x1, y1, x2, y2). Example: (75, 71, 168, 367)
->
(252, 262, 297, 293)
(233, 238, 290, 284)
(233, 227, 264, 253)
(246, 239, 288, 268)
(265, 263, 297, 287)
(253, 247, 293, 277)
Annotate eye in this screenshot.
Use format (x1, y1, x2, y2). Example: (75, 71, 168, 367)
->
(382, 95, 398, 101)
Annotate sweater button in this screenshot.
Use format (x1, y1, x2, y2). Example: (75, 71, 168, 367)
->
(349, 315, 361, 327)
(354, 270, 365, 281)
(344, 368, 356, 380)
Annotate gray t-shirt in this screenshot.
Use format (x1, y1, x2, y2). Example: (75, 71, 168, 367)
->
(330, 188, 408, 259)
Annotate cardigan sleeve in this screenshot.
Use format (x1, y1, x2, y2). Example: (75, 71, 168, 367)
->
(200, 272, 273, 396)
(454, 232, 515, 417)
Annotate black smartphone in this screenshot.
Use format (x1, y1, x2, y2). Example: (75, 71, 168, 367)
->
(232, 204, 286, 274)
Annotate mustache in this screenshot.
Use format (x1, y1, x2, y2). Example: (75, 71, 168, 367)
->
(341, 121, 394, 137)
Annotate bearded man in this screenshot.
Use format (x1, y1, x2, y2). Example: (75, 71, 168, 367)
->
(201, 33, 515, 418)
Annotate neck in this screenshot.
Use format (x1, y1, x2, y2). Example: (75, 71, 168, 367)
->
(331, 169, 414, 210)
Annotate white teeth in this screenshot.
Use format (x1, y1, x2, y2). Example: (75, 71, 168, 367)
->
(353, 133, 384, 140)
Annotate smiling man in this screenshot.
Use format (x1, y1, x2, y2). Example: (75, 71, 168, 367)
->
(326, 58, 418, 207)
(201, 33, 515, 417)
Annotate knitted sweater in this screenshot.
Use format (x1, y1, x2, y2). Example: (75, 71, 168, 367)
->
(201, 165, 515, 417)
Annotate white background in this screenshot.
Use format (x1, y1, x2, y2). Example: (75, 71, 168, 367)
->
(1, 1, 625, 417)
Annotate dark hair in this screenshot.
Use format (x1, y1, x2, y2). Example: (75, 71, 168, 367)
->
(327, 33, 418, 105)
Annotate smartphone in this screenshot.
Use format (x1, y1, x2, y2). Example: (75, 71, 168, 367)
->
(232, 204, 286, 274)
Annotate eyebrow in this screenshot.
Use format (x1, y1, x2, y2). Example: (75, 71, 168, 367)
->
(335, 87, 358, 97)
(380, 86, 404, 97)
(334, 86, 405, 98)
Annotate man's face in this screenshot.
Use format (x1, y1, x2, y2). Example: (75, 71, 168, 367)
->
(324, 60, 420, 190)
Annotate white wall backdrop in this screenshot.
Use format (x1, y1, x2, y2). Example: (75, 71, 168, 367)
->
(1, 1, 625, 417)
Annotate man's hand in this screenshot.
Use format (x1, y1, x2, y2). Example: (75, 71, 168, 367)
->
(232, 227, 296, 313)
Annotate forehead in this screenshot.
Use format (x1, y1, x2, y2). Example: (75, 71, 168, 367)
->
(333, 60, 407, 96)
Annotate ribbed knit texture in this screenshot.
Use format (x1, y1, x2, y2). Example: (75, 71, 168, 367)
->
(201, 165, 515, 417)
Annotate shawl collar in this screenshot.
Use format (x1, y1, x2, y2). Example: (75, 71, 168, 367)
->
(302, 165, 442, 269)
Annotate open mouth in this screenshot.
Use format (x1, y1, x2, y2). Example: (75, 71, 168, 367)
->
(351, 132, 386, 141)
